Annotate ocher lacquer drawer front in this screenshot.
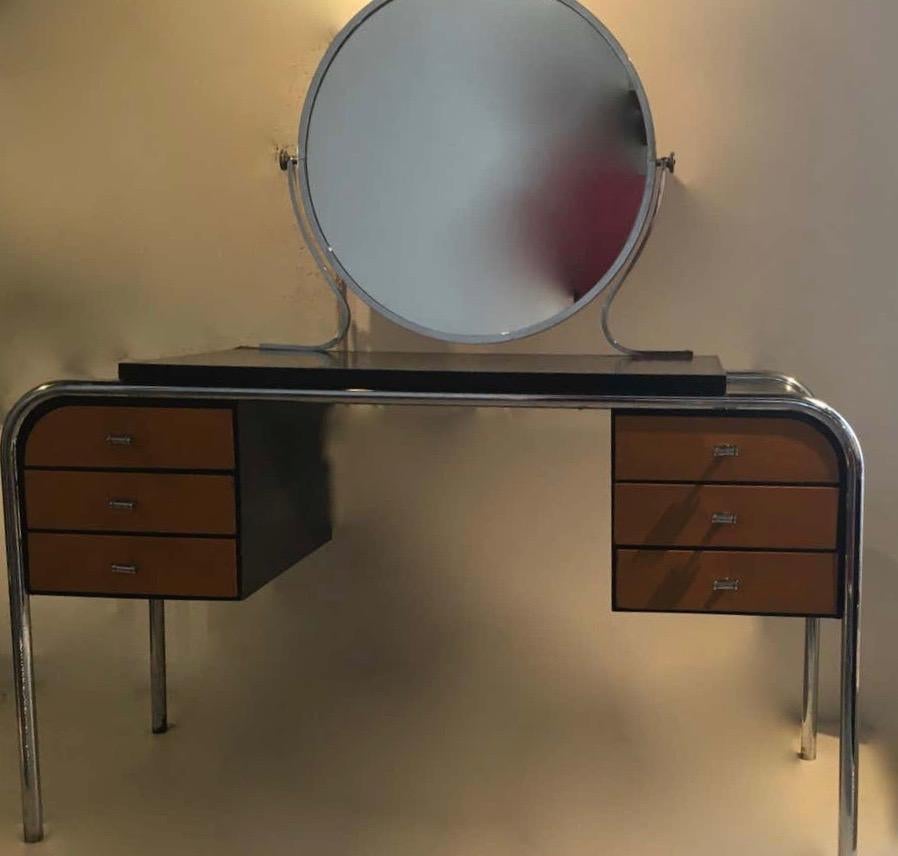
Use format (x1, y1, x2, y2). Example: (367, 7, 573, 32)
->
(25, 471, 236, 535)
(25, 406, 235, 470)
(615, 549, 839, 616)
(27, 533, 238, 598)
(614, 483, 839, 550)
(614, 415, 838, 484)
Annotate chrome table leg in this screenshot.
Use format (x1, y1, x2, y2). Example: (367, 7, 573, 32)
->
(7, 589, 42, 842)
(4, 413, 43, 842)
(149, 600, 167, 734)
(838, 463, 863, 856)
(800, 617, 820, 761)
(839, 579, 861, 855)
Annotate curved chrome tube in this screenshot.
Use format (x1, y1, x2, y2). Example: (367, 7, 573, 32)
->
(1, 392, 44, 841)
(726, 371, 815, 399)
(261, 154, 352, 352)
(599, 154, 693, 359)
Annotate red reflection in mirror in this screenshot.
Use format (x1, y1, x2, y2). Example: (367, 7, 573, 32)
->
(522, 149, 645, 301)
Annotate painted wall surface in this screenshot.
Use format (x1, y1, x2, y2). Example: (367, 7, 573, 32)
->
(1, 1, 897, 853)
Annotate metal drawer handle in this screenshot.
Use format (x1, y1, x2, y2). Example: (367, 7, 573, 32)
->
(711, 511, 738, 525)
(713, 443, 740, 458)
(107, 499, 137, 512)
(111, 564, 138, 575)
(712, 578, 741, 593)
(106, 434, 134, 447)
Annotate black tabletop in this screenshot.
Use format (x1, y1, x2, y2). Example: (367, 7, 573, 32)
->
(119, 348, 726, 397)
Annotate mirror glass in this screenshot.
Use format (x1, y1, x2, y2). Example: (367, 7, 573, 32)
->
(300, 0, 656, 343)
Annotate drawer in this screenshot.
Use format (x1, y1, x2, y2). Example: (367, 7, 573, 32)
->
(25, 471, 236, 535)
(614, 415, 838, 484)
(27, 533, 238, 598)
(615, 549, 839, 616)
(614, 483, 838, 550)
(25, 406, 234, 470)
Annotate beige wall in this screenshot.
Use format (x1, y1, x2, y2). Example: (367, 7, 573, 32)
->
(2, 0, 898, 851)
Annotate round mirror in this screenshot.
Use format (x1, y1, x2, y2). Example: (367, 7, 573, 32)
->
(298, 0, 657, 343)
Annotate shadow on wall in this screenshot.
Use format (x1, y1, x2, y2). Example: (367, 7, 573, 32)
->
(190, 532, 648, 839)
(0, 273, 231, 415)
(0, 282, 128, 406)
(855, 547, 898, 834)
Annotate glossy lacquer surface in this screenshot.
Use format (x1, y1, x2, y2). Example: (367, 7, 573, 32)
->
(120, 349, 726, 396)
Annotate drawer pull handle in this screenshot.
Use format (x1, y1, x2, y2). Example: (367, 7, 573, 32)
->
(711, 511, 738, 525)
(111, 563, 138, 575)
(713, 443, 740, 458)
(712, 578, 741, 593)
(108, 499, 137, 512)
(106, 434, 134, 447)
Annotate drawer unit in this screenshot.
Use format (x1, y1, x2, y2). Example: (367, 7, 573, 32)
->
(614, 483, 839, 550)
(615, 550, 839, 616)
(25, 471, 236, 535)
(25, 406, 234, 470)
(614, 415, 839, 484)
(28, 533, 238, 598)
(612, 412, 843, 617)
(18, 399, 332, 600)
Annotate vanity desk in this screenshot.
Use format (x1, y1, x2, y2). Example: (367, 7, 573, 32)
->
(2, 0, 866, 849)
(2, 349, 863, 855)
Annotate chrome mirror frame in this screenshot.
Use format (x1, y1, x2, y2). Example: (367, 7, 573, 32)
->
(279, 0, 684, 355)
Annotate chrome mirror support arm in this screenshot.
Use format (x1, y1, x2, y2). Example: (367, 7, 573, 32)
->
(270, 148, 685, 359)
(599, 153, 693, 360)
(260, 148, 352, 353)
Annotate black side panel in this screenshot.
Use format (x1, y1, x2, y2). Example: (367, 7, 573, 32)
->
(236, 401, 332, 598)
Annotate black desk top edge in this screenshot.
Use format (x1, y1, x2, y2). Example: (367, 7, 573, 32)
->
(118, 348, 727, 397)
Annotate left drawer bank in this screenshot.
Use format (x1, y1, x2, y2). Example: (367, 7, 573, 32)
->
(17, 400, 332, 600)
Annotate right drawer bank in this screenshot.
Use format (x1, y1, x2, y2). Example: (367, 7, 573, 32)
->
(612, 414, 842, 618)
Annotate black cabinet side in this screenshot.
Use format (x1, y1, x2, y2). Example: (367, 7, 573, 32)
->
(236, 401, 333, 598)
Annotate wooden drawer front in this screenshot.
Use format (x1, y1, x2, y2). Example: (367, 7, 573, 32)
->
(614, 483, 838, 550)
(615, 550, 839, 616)
(25, 471, 236, 535)
(614, 415, 838, 484)
(25, 406, 234, 470)
(27, 533, 238, 598)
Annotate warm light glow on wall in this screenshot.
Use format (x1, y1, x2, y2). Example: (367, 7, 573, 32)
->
(2, 2, 897, 850)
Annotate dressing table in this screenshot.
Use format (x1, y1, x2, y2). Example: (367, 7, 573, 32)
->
(2, 353, 863, 855)
(2, 0, 865, 853)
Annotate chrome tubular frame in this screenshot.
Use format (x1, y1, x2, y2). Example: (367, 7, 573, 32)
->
(149, 600, 168, 735)
(730, 370, 824, 765)
(2, 455, 41, 843)
(1, 375, 863, 854)
(598, 154, 694, 360)
(801, 617, 821, 761)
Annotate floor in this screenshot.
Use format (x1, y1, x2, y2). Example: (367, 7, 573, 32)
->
(1, 589, 895, 854)
(0, 407, 896, 855)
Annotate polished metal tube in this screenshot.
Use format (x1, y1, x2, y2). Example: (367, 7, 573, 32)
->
(2, 399, 44, 842)
(800, 618, 820, 761)
(839, 465, 864, 856)
(149, 600, 168, 734)
(0, 375, 845, 414)
(726, 371, 814, 399)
